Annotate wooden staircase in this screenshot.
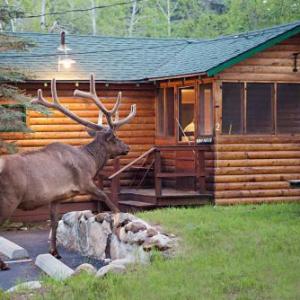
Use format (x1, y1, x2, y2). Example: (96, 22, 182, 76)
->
(103, 145, 213, 212)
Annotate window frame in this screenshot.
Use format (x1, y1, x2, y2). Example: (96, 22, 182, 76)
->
(221, 81, 300, 136)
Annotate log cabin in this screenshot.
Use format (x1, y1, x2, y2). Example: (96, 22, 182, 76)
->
(1, 21, 300, 220)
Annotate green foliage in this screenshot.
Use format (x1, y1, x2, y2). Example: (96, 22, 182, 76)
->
(0, 6, 48, 154)
(13, 204, 300, 300)
(2, 0, 300, 38)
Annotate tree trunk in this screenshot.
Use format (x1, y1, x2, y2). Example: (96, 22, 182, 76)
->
(41, 0, 46, 31)
(167, 0, 171, 37)
(90, 0, 97, 35)
(128, 0, 137, 37)
(4, 0, 15, 32)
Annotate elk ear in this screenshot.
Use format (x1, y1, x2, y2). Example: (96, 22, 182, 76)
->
(87, 129, 97, 137)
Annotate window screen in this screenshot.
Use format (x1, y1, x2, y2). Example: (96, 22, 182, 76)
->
(157, 88, 164, 135)
(277, 84, 300, 133)
(222, 83, 243, 134)
(166, 87, 175, 136)
(246, 83, 273, 134)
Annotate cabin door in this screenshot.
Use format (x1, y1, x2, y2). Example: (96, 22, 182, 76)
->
(176, 86, 196, 189)
(176, 83, 213, 189)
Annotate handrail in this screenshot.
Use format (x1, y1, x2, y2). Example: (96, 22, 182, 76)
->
(108, 147, 156, 180)
(157, 145, 210, 151)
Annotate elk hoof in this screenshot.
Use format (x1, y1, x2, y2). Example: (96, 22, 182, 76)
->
(0, 262, 10, 271)
(50, 250, 62, 259)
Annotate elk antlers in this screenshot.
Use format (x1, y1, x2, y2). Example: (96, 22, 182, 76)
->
(31, 74, 136, 132)
(74, 74, 136, 130)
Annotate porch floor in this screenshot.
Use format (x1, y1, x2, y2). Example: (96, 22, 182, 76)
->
(120, 187, 207, 197)
(118, 187, 213, 211)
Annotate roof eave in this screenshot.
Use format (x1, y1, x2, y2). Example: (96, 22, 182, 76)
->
(147, 72, 206, 81)
(206, 24, 300, 77)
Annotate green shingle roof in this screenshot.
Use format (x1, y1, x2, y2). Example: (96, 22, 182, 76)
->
(1, 21, 300, 82)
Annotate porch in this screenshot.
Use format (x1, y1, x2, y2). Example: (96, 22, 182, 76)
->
(102, 145, 213, 211)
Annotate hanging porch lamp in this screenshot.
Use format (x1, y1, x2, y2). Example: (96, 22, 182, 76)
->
(57, 31, 76, 70)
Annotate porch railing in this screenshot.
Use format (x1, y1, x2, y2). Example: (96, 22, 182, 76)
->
(107, 145, 208, 207)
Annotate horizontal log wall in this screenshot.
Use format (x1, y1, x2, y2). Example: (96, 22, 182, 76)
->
(217, 33, 300, 82)
(0, 82, 156, 188)
(211, 136, 300, 205)
(213, 34, 300, 205)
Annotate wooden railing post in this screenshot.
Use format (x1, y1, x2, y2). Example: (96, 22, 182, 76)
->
(111, 157, 120, 208)
(196, 149, 206, 193)
(154, 149, 162, 198)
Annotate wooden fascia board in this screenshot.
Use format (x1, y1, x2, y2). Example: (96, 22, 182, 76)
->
(206, 25, 300, 77)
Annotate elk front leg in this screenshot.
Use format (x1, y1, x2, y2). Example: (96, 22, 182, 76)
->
(0, 216, 9, 270)
(88, 184, 120, 213)
(49, 202, 61, 259)
(0, 201, 20, 271)
(0, 259, 9, 271)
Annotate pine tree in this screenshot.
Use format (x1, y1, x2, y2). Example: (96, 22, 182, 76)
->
(0, 5, 48, 154)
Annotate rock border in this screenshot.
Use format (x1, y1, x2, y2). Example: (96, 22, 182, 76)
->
(0, 236, 29, 259)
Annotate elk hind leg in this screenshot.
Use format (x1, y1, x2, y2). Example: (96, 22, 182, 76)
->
(49, 202, 61, 259)
(88, 184, 120, 213)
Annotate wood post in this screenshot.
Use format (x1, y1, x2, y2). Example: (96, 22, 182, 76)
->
(196, 150, 206, 193)
(154, 149, 162, 198)
(111, 157, 120, 208)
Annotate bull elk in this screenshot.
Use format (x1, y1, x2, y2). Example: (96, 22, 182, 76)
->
(0, 74, 136, 270)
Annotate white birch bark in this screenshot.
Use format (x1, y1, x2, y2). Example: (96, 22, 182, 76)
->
(128, 0, 138, 37)
(156, 0, 178, 37)
(40, 0, 46, 31)
(4, 0, 15, 32)
(90, 0, 97, 35)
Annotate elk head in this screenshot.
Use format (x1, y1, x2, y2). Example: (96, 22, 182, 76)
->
(31, 74, 136, 159)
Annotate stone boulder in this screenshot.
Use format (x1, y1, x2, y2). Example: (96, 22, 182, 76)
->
(56, 211, 175, 265)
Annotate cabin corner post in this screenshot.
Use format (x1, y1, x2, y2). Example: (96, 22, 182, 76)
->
(213, 79, 222, 136)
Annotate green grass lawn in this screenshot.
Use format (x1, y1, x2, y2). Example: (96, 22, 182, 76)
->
(3, 204, 300, 300)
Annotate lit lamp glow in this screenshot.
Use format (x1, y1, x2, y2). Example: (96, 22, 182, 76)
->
(57, 31, 76, 70)
(58, 55, 76, 69)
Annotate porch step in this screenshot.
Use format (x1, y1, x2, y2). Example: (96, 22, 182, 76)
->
(119, 200, 155, 208)
(156, 172, 197, 178)
(119, 188, 213, 209)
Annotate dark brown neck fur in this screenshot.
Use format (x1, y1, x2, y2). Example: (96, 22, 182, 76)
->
(83, 139, 109, 171)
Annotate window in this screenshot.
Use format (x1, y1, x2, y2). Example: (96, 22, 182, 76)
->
(156, 87, 175, 137)
(247, 83, 273, 134)
(277, 84, 300, 133)
(199, 84, 213, 135)
(179, 87, 195, 142)
(222, 82, 300, 135)
(222, 83, 243, 134)
(0, 105, 26, 132)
